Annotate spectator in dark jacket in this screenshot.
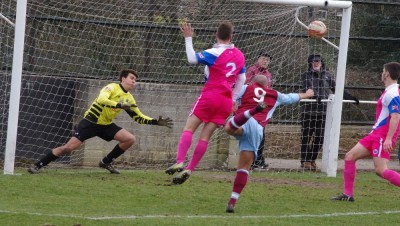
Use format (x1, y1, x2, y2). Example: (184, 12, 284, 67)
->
(300, 53, 359, 170)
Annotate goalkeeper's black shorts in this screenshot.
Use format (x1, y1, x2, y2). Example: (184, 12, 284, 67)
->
(73, 119, 122, 142)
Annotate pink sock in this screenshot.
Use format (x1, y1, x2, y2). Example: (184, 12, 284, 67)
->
(176, 130, 193, 163)
(186, 140, 208, 171)
(382, 169, 400, 187)
(229, 169, 249, 205)
(343, 160, 356, 197)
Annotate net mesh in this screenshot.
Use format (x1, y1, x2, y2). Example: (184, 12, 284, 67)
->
(0, 0, 345, 172)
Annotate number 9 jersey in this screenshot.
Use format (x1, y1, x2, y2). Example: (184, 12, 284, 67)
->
(236, 83, 301, 127)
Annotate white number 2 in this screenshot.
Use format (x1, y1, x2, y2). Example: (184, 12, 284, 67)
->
(225, 62, 236, 77)
(253, 87, 266, 103)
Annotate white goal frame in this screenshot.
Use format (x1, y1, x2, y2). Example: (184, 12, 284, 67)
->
(4, 0, 352, 176)
(239, 0, 353, 177)
(4, 0, 28, 175)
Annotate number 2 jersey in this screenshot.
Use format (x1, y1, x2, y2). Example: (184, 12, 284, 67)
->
(370, 83, 400, 136)
(197, 43, 246, 98)
(235, 83, 301, 127)
(190, 43, 246, 125)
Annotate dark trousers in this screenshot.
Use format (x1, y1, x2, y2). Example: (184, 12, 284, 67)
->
(253, 127, 266, 166)
(300, 114, 325, 163)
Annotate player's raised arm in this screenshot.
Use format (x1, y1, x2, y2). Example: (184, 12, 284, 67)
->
(181, 22, 197, 64)
(180, 22, 194, 38)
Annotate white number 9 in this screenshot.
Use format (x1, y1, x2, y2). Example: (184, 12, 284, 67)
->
(253, 87, 266, 103)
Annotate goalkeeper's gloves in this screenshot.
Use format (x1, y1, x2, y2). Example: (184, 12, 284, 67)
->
(157, 116, 173, 128)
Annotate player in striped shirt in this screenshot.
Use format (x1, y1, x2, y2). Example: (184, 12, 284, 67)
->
(332, 62, 400, 202)
(28, 69, 173, 174)
(225, 75, 314, 213)
(165, 21, 246, 184)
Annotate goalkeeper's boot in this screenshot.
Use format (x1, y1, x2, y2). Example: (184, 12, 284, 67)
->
(226, 203, 235, 213)
(331, 193, 355, 202)
(172, 169, 191, 184)
(27, 165, 41, 174)
(165, 162, 184, 175)
(99, 161, 120, 174)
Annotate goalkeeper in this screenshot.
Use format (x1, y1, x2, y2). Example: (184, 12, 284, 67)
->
(28, 69, 173, 174)
(224, 75, 314, 213)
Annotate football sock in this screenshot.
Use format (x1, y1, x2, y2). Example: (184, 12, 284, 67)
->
(176, 130, 193, 163)
(229, 169, 249, 205)
(343, 160, 356, 197)
(229, 110, 253, 129)
(102, 144, 125, 164)
(382, 169, 400, 187)
(186, 140, 208, 171)
(230, 103, 265, 129)
(35, 151, 59, 168)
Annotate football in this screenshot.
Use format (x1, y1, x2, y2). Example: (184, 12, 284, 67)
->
(308, 20, 327, 39)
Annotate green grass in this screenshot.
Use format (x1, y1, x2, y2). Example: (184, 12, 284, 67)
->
(1, 169, 400, 226)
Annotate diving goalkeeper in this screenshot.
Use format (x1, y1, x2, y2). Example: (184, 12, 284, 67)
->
(28, 69, 173, 174)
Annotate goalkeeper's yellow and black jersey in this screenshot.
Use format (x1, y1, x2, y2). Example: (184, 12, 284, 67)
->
(84, 83, 156, 125)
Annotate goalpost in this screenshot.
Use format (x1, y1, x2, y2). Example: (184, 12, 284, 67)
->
(2, 0, 352, 176)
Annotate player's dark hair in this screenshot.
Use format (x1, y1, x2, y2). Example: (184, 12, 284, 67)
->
(384, 62, 400, 81)
(119, 69, 138, 82)
(217, 21, 233, 41)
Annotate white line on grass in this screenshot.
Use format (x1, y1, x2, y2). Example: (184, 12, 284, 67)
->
(1, 210, 400, 220)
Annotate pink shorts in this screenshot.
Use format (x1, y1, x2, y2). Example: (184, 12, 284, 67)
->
(190, 93, 232, 125)
(359, 133, 393, 160)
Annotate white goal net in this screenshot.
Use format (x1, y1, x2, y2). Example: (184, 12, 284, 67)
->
(1, 0, 351, 174)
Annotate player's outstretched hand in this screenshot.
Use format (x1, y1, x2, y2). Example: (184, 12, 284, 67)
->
(158, 116, 173, 128)
(305, 89, 314, 98)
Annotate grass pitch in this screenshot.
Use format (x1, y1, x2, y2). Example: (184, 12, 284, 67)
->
(1, 168, 400, 225)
